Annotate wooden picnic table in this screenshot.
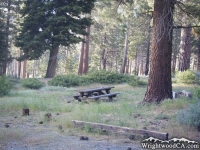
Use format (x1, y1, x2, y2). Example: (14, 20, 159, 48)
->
(73, 86, 120, 101)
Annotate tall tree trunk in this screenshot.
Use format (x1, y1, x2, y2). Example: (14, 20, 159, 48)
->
(143, 0, 174, 103)
(3, 0, 11, 74)
(197, 37, 200, 71)
(18, 61, 21, 78)
(178, 0, 191, 72)
(23, 60, 27, 78)
(78, 42, 84, 75)
(140, 58, 144, 75)
(120, 20, 130, 74)
(83, 26, 90, 74)
(45, 47, 59, 78)
(125, 58, 129, 74)
(145, 17, 152, 76)
(172, 29, 180, 73)
(178, 27, 191, 71)
(134, 50, 138, 75)
(101, 49, 106, 70)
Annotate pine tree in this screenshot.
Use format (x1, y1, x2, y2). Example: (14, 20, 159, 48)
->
(15, 0, 95, 78)
(0, 10, 7, 75)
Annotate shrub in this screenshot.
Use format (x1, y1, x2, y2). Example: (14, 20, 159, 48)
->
(177, 102, 200, 130)
(175, 70, 198, 84)
(48, 74, 89, 87)
(0, 75, 12, 97)
(86, 70, 129, 84)
(22, 78, 45, 89)
(127, 76, 147, 87)
(193, 86, 200, 102)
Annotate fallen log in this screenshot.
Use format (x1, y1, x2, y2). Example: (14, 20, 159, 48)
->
(72, 120, 168, 140)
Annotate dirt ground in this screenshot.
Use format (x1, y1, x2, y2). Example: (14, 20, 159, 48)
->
(0, 115, 142, 150)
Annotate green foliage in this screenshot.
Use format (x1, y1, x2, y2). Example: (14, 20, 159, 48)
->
(48, 74, 89, 87)
(127, 75, 147, 86)
(177, 102, 200, 129)
(48, 71, 147, 87)
(193, 86, 200, 101)
(86, 70, 129, 84)
(0, 75, 12, 97)
(15, 0, 95, 60)
(175, 70, 198, 84)
(0, 11, 7, 69)
(22, 78, 45, 89)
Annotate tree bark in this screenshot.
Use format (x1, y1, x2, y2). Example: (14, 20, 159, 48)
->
(197, 37, 200, 71)
(120, 20, 129, 74)
(145, 20, 151, 76)
(3, 0, 11, 75)
(45, 47, 59, 78)
(23, 60, 27, 78)
(143, 0, 174, 103)
(178, 27, 191, 71)
(101, 49, 106, 70)
(178, 0, 191, 71)
(18, 61, 21, 78)
(78, 42, 85, 75)
(83, 26, 90, 74)
(171, 29, 180, 73)
(125, 58, 129, 74)
(134, 49, 138, 76)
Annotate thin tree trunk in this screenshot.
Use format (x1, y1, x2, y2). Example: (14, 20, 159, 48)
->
(23, 60, 27, 78)
(120, 20, 130, 74)
(178, 27, 191, 71)
(140, 58, 144, 75)
(145, 23, 151, 76)
(134, 50, 138, 75)
(143, 0, 174, 103)
(18, 61, 21, 78)
(197, 37, 200, 71)
(45, 47, 59, 78)
(3, 0, 11, 74)
(78, 42, 84, 75)
(178, 0, 191, 72)
(83, 26, 90, 74)
(101, 49, 106, 70)
(125, 58, 129, 74)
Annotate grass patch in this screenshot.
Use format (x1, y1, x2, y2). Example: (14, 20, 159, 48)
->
(0, 80, 199, 142)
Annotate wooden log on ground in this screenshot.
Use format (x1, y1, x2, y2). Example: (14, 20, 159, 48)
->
(23, 108, 29, 116)
(72, 120, 168, 140)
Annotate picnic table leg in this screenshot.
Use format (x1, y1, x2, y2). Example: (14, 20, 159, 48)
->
(105, 89, 110, 94)
(108, 96, 113, 101)
(99, 90, 105, 95)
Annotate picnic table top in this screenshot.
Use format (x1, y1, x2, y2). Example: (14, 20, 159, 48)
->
(78, 86, 115, 93)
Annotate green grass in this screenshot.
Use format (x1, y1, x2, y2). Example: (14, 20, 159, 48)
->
(0, 81, 199, 141)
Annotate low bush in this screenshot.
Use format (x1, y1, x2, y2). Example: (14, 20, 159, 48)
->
(22, 78, 45, 89)
(175, 70, 198, 84)
(127, 76, 147, 87)
(177, 102, 200, 130)
(48, 71, 147, 87)
(86, 70, 129, 84)
(0, 75, 12, 97)
(193, 86, 200, 101)
(48, 74, 89, 87)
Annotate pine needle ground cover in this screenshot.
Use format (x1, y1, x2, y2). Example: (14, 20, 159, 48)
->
(0, 80, 199, 142)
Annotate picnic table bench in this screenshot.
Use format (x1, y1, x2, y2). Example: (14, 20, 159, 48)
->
(73, 86, 120, 102)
